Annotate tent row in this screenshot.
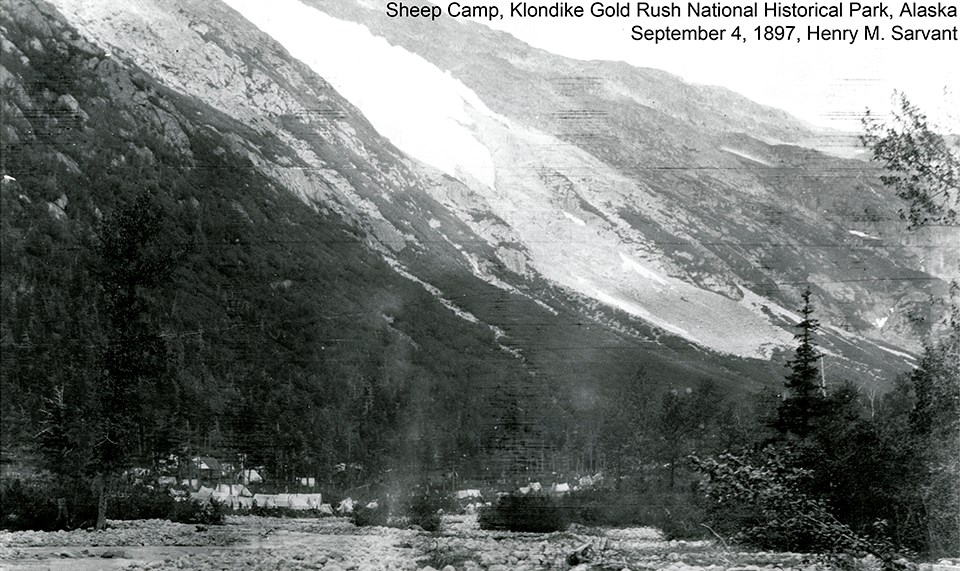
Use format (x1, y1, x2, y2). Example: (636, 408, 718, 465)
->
(189, 485, 330, 512)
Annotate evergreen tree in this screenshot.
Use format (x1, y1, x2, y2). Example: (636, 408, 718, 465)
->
(67, 192, 182, 530)
(776, 287, 826, 438)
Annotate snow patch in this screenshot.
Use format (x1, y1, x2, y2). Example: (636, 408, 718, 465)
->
(848, 230, 880, 240)
(874, 316, 889, 329)
(224, 0, 497, 188)
(619, 253, 669, 286)
(534, 299, 559, 315)
(720, 147, 773, 167)
(875, 344, 917, 362)
(594, 289, 694, 340)
(562, 210, 586, 226)
(383, 258, 480, 325)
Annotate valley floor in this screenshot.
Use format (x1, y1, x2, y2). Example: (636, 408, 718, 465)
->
(1, 516, 956, 571)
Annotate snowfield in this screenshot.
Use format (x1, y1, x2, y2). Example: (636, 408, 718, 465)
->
(222, 0, 498, 190)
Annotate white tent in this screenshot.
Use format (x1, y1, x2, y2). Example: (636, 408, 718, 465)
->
(253, 494, 275, 508)
(288, 495, 309, 509)
(337, 497, 355, 514)
(191, 486, 214, 503)
(216, 483, 252, 497)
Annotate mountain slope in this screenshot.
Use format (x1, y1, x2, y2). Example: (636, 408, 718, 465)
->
(0, 0, 548, 478)
(2, 0, 946, 482)
(289, 0, 954, 353)
(45, 0, 946, 365)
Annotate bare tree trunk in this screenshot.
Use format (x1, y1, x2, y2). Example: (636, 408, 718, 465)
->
(94, 475, 107, 530)
(56, 497, 68, 527)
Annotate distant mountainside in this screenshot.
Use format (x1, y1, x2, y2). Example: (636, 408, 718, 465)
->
(1, 0, 951, 480)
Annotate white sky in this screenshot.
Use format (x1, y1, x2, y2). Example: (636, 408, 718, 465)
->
(457, 0, 958, 132)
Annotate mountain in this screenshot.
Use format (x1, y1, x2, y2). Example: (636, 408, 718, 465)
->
(1, 0, 950, 480)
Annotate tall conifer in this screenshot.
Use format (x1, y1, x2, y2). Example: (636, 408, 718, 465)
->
(776, 287, 826, 437)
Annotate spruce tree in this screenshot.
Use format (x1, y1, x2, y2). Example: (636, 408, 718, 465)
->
(776, 287, 826, 438)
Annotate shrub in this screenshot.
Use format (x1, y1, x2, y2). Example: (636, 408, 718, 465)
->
(478, 493, 569, 533)
(406, 487, 450, 532)
(247, 505, 332, 519)
(350, 503, 389, 527)
(550, 487, 706, 539)
(646, 493, 708, 541)
(108, 483, 223, 525)
(419, 548, 477, 570)
(0, 478, 97, 531)
(350, 485, 450, 532)
(693, 449, 911, 569)
(107, 484, 175, 520)
(0, 479, 223, 529)
(169, 497, 225, 525)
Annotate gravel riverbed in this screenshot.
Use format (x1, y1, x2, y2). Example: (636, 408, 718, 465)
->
(2, 516, 956, 571)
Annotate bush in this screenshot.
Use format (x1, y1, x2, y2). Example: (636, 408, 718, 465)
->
(0, 478, 97, 531)
(169, 497, 225, 525)
(109, 483, 223, 525)
(350, 486, 449, 532)
(556, 487, 706, 539)
(0, 479, 223, 529)
(693, 449, 910, 568)
(351, 503, 390, 527)
(107, 484, 175, 520)
(478, 493, 569, 533)
(407, 487, 450, 532)
(247, 505, 332, 519)
(645, 493, 708, 541)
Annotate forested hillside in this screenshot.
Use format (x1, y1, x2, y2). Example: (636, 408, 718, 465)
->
(0, 1, 547, 482)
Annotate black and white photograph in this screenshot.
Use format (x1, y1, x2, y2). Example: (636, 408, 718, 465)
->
(0, 0, 957, 569)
